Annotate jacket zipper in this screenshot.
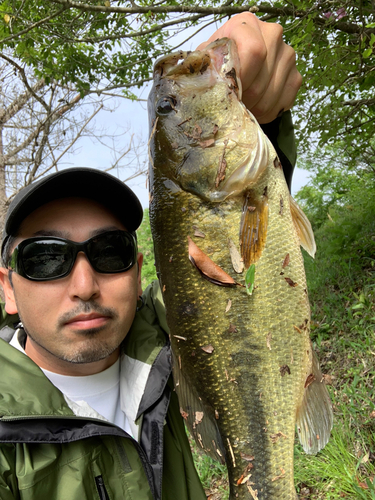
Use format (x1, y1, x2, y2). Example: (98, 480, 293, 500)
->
(95, 475, 109, 500)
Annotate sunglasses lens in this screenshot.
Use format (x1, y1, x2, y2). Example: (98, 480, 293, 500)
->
(13, 231, 136, 280)
(88, 232, 135, 273)
(22, 240, 72, 280)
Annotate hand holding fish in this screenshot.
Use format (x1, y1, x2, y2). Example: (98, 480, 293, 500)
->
(197, 13, 302, 124)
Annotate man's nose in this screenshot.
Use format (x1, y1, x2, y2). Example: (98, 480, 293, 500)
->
(67, 253, 100, 301)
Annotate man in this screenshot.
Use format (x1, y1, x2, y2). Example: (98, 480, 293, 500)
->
(0, 14, 301, 500)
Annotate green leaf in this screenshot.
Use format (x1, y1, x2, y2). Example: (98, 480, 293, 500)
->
(351, 303, 365, 310)
(245, 264, 256, 296)
(363, 48, 372, 58)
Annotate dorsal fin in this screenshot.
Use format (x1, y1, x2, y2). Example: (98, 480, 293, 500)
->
(290, 196, 316, 258)
(296, 348, 333, 454)
(239, 189, 269, 268)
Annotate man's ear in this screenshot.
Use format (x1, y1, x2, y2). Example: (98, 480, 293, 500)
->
(0, 268, 18, 315)
(136, 253, 144, 298)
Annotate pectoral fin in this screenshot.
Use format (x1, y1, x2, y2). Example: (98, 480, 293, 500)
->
(240, 190, 269, 268)
(296, 350, 333, 454)
(172, 352, 226, 464)
(290, 196, 316, 258)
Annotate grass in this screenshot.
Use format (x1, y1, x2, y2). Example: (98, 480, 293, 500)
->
(294, 256, 375, 499)
(294, 422, 375, 499)
(190, 437, 229, 499)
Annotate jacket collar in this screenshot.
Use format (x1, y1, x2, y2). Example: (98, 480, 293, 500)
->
(0, 335, 74, 419)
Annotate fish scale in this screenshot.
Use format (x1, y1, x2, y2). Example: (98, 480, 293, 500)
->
(148, 37, 332, 500)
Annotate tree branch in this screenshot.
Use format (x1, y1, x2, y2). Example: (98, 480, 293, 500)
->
(47, 0, 375, 36)
(343, 97, 375, 107)
(0, 74, 45, 124)
(31, 103, 104, 181)
(0, 53, 49, 111)
(59, 13, 209, 43)
(3, 89, 87, 166)
(104, 134, 134, 173)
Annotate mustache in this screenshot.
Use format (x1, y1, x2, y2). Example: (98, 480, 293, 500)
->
(58, 301, 118, 327)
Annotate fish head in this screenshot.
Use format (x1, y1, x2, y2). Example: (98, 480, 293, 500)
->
(148, 38, 270, 202)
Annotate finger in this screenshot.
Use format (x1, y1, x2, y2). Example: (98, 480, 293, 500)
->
(236, 19, 283, 96)
(198, 14, 281, 105)
(253, 81, 302, 124)
(216, 13, 268, 89)
(248, 47, 302, 123)
(255, 70, 302, 124)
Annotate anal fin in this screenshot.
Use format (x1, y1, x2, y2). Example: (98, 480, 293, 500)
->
(296, 349, 333, 454)
(172, 352, 226, 464)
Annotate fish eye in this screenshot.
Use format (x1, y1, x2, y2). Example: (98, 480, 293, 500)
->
(156, 96, 177, 115)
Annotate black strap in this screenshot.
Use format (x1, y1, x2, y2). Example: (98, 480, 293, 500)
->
(260, 113, 295, 192)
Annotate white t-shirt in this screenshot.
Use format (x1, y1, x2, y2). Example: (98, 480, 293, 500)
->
(10, 331, 134, 438)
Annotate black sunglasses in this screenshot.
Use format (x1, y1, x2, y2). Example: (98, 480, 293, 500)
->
(8, 230, 138, 281)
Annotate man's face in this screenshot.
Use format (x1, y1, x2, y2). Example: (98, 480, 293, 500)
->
(0, 197, 143, 375)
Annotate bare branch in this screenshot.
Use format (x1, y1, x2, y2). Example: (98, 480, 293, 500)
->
(3, 88, 86, 164)
(40, 103, 104, 175)
(0, 75, 45, 124)
(124, 168, 148, 184)
(53, 93, 83, 118)
(343, 98, 375, 107)
(4, 123, 44, 163)
(0, 53, 49, 111)
(61, 13, 209, 43)
(104, 135, 134, 173)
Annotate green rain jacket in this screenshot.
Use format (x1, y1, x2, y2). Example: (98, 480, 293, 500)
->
(0, 111, 297, 500)
(0, 280, 206, 500)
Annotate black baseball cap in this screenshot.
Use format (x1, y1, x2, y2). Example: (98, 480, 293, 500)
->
(1, 168, 143, 259)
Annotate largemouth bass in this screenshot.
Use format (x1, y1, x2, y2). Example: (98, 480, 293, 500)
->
(148, 38, 333, 500)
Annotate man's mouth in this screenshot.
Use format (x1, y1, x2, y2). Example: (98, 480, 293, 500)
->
(64, 313, 110, 330)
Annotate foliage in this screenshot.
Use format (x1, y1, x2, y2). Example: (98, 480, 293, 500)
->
(294, 421, 375, 499)
(137, 208, 157, 290)
(245, 263, 255, 295)
(283, 1, 375, 164)
(297, 158, 375, 282)
(0, 1, 374, 167)
(296, 140, 375, 230)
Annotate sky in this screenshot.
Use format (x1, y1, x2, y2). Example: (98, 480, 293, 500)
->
(64, 20, 311, 208)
